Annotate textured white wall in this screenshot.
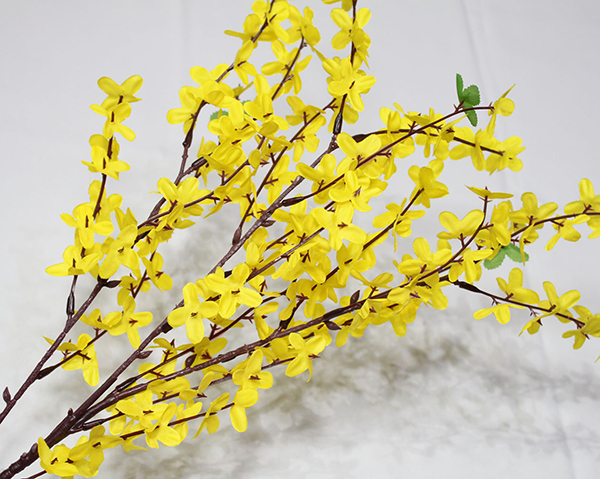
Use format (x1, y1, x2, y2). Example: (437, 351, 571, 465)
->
(1, 1, 599, 478)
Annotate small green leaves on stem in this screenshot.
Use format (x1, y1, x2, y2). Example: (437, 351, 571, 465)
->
(456, 73, 480, 127)
(483, 243, 530, 270)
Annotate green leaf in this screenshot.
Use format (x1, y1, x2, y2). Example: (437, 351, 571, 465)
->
(483, 244, 531, 270)
(456, 73, 481, 127)
(456, 73, 464, 98)
(465, 108, 478, 127)
(483, 247, 506, 270)
(462, 85, 480, 106)
(504, 243, 530, 263)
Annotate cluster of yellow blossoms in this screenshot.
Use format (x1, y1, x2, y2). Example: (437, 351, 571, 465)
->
(19, 0, 598, 477)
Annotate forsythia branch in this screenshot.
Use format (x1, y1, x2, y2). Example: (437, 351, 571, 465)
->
(2, 0, 599, 477)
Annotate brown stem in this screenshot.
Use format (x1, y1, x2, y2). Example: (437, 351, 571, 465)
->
(0, 281, 104, 426)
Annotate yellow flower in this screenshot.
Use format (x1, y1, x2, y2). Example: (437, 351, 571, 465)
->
(90, 101, 136, 141)
(99, 224, 139, 279)
(565, 178, 600, 214)
(408, 159, 449, 208)
(188, 64, 237, 111)
(476, 201, 513, 249)
(288, 5, 321, 47)
(333, 242, 372, 287)
(539, 282, 580, 321)
(510, 192, 557, 255)
(45, 242, 104, 277)
(444, 245, 491, 283)
(438, 210, 484, 241)
(232, 350, 273, 391)
(328, 168, 384, 212)
(510, 192, 558, 228)
(261, 40, 311, 94)
(379, 104, 416, 160)
(230, 389, 259, 432)
(141, 253, 173, 292)
(233, 40, 259, 85)
(229, 350, 273, 432)
(167, 86, 202, 133)
(38, 438, 79, 477)
(117, 269, 150, 305)
(194, 393, 230, 437)
(208, 99, 256, 145)
(562, 328, 587, 350)
(474, 303, 521, 325)
(577, 306, 600, 337)
(330, 7, 371, 55)
(265, 155, 298, 203)
(336, 131, 381, 165)
(96, 75, 143, 110)
(168, 283, 219, 343)
(82, 136, 130, 180)
(372, 200, 425, 251)
(545, 214, 588, 250)
(396, 237, 453, 277)
(201, 264, 263, 319)
(105, 297, 153, 348)
(449, 128, 493, 171)
(60, 204, 113, 249)
(285, 332, 327, 380)
(173, 401, 204, 442)
(86, 179, 123, 224)
(145, 403, 181, 448)
(497, 268, 539, 304)
(58, 333, 99, 386)
(519, 317, 542, 336)
(289, 114, 325, 162)
(114, 390, 166, 431)
(225, 1, 290, 44)
(70, 425, 122, 472)
(286, 96, 325, 126)
(156, 176, 206, 229)
(312, 202, 367, 250)
(411, 108, 454, 160)
(485, 136, 525, 173)
(474, 268, 537, 324)
(244, 92, 289, 137)
(485, 84, 515, 135)
(323, 57, 375, 111)
(296, 153, 338, 204)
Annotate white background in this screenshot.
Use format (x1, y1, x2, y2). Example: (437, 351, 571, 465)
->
(1, 1, 599, 478)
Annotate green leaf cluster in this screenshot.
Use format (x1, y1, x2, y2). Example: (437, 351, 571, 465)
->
(456, 73, 480, 127)
(483, 244, 530, 270)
